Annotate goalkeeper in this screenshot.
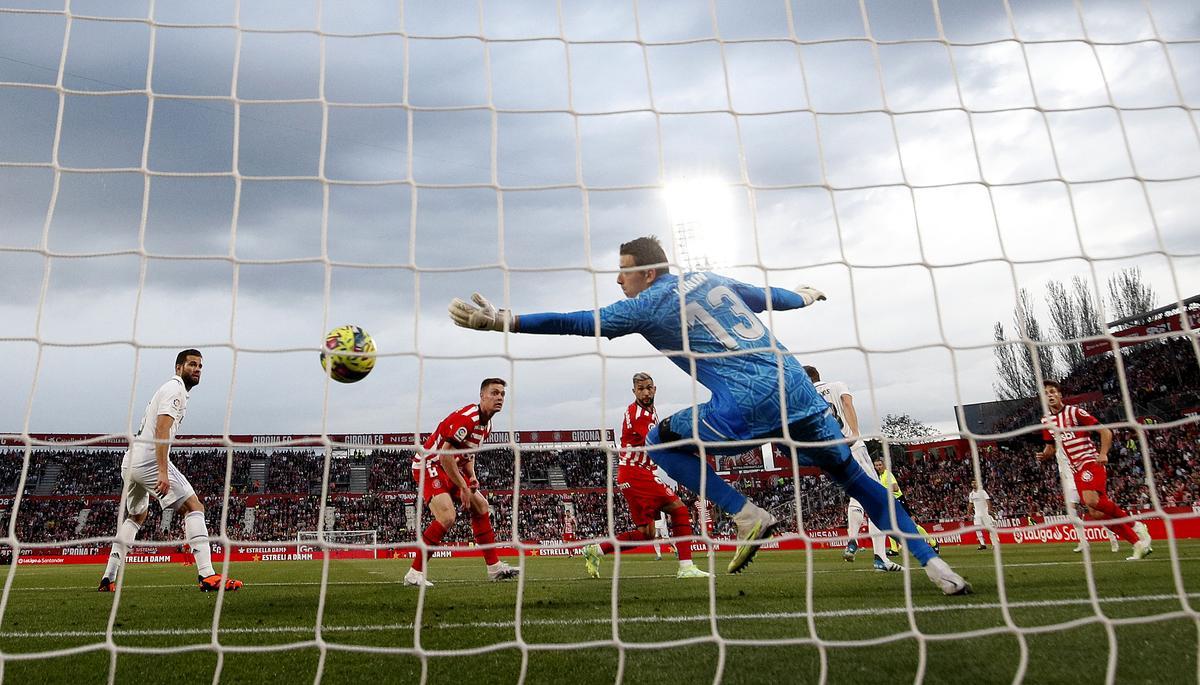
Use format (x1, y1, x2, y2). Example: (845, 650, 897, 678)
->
(448, 236, 970, 594)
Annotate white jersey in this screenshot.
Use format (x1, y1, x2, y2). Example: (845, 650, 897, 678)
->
(1055, 449, 1079, 501)
(968, 488, 991, 518)
(813, 380, 863, 449)
(653, 466, 678, 492)
(123, 375, 189, 469)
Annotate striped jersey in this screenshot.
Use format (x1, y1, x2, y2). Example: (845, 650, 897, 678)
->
(1041, 404, 1101, 473)
(413, 403, 490, 471)
(618, 401, 658, 471)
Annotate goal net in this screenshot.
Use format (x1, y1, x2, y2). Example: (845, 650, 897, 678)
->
(1, 0, 1198, 682)
(298, 530, 378, 559)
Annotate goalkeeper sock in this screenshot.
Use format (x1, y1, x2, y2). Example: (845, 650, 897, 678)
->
(102, 517, 141, 581)
(832, 459, 937, 566)
(846, 501, 865, 547)
(183, 511, 216, 578)
(644, 444, 747, 514)
(413, 519, 447, 573)
(668, 507, 694, 563)
(600, 529, 650, 555)
(1090, 497, 1138, 544)
(471, 512, 500, 566)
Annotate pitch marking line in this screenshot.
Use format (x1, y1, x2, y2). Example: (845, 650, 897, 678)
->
(0, 592, 1196, 640)
(13, 552, 1197, 592)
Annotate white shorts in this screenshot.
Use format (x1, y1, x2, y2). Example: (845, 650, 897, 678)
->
(1061, 478, 1080, 505)
(122, 460, 196, 516)
(973, 514, 997, 529)
(847, 443, 880, 511)
(654, 516, 669, 536)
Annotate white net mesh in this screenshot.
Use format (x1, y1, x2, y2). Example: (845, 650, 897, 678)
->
(1, 0, 1199, 681)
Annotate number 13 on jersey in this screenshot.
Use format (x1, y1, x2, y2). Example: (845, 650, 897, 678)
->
(685, 285, 765, 350)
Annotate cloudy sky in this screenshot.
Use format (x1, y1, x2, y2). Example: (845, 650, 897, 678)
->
(1, 0, 1198, 443)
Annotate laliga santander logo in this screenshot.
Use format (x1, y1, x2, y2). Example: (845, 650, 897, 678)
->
(1012, 525, 1068, 544)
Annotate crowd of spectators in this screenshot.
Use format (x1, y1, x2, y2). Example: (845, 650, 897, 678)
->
(3, 331, 1195, 547)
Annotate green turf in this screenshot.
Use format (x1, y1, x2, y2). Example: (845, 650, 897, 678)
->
(0, 543, 1197, 684)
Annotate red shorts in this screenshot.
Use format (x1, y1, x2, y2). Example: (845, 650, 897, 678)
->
(617, 467, 679, 526)
(1072, 461, 1108, 495)
(412, 464, 477, 503)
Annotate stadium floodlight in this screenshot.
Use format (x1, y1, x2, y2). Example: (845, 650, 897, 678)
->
(664, 178, 736, 272)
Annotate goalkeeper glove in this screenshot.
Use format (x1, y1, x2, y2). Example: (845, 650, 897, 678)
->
(448, 292, 514, 332)
(794, 286, 826, 307)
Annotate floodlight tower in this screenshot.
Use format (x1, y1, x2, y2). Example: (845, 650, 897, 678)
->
(664, 178, 734, 273)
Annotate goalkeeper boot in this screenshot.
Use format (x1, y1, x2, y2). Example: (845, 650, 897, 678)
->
(199, 574, 242, 592)
(582, 543, 602, 579)
(404, 568, 433, 587)
(677, 564, 711, 579)
(1126, 539, 1153, 561)
(97, 577, 115, 593)
(727, 502, 779, 574)
(873, 555, 902, 573)
(842, 539, 859, 562)
(924, 557, 972, 596)
(487, 561, 520, 581)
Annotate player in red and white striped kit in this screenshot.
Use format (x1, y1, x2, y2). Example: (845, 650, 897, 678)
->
(404, 378, 519, 587)
(1037, 380, 1152, 560)
(583, 372, 710, 579)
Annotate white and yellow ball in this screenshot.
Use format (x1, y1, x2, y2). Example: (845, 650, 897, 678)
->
(320, 325, 376, 383)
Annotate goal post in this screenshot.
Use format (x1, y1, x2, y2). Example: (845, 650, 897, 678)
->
(297, 530, 378, 559)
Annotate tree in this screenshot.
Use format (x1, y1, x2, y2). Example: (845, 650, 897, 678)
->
(879, 413, 938, 441)
(1045, 279, 1083, 373)
(1106, 266, 1157, 323)
(992, 322, 1031, 401)
(1072, 275, 1104, 339)
(1016, 287, 1057, 383)
(992, 288, 1058, 400)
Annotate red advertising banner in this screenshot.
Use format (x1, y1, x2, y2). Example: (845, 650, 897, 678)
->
(1082, 309, 1200, 357)
(12, 508, 1199, 565)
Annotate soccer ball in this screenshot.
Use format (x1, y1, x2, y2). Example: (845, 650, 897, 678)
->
(321, 325, 376, 383)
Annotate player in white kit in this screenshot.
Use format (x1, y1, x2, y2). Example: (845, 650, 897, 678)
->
(98, 350, 242, 593)
(967, 485, 998, 550)
(1056, 449, 1119, 553)
(804, 366, 901, 573)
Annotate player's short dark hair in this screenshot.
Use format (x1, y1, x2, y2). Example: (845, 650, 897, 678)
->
(1043, 379, 1063, 393)
(632, 372, 654, 386)
(619, 236, 670, 278)
(175, 349, 202, 366)
(803, 365, 819, 382)
(480, 377, 507, 391)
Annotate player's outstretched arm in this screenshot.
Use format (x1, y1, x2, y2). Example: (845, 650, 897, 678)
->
(729, 281, 826, 313)
(448, 292, 638, 338)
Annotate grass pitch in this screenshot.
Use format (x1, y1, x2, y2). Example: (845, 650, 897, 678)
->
(0, 542, 1197, 684)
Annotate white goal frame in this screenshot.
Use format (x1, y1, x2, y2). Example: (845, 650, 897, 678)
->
(297, 530, 378, 559)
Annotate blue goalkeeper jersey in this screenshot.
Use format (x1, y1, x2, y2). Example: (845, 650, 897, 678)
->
(518, 272, 828, 438)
